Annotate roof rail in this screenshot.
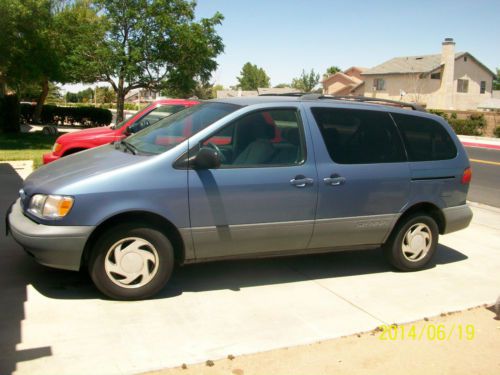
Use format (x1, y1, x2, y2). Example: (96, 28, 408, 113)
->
(258, 92, 305, 97)
(303, 94, 426, 111)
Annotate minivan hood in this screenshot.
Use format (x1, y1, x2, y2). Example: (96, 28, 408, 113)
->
(23, 145, 143, 195)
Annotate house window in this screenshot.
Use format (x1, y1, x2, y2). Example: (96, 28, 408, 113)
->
(480, 81, 486, 94)
(430, 72, 441, 80)
(457, 79, 469, 93)
(373, 78, 385, 91)
(464, 56, 468, 62)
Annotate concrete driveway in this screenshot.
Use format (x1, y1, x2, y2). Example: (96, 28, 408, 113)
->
(1, 162, 499, 375)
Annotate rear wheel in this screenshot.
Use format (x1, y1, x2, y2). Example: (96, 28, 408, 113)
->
(89, 224, 174, 300)
(384, 214, 438, 271)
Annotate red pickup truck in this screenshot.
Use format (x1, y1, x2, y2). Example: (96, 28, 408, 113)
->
(43, 99, 199, 164)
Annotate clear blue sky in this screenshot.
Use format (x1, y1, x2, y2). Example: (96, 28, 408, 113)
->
(63, 0, 500, 92)
(194, 0, 500, 87)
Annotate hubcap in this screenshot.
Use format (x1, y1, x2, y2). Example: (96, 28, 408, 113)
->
(104, 237, 159, 288)
(401, 223, 432, 262)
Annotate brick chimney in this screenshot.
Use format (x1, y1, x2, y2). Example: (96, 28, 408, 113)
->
(440, 38, 456, 109)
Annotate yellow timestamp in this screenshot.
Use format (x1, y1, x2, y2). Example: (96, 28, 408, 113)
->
(378, 324, 475, 341)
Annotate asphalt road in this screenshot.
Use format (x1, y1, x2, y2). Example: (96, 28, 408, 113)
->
(465, 147, 500, 208)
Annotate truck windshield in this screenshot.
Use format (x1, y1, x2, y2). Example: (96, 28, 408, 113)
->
(126, 102, 240, 155)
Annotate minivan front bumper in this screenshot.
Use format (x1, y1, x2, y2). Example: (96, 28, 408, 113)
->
(7, 199, 94, 271)
(442, 204, 473, 234)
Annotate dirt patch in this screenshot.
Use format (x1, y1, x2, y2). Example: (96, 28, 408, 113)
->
(143, 305, 500, 375)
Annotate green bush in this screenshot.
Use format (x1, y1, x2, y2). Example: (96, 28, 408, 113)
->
(20, 104, 112, 126)
(428, 109, 449, 120)
(430, 110, 486, 136)
(494, 126, 500, 138)
(0, 94, 21, 133)
(448, 115, 486, 136)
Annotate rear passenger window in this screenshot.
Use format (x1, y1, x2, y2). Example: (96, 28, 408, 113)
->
(311, 108, 406, 164)
(391, 113, 457, 161)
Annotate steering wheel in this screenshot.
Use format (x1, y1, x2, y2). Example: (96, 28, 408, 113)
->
(206, 142, 226, 163)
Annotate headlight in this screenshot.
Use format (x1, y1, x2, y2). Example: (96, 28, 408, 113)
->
(28, 194, 74, 219)
(52, 143, 62, 153)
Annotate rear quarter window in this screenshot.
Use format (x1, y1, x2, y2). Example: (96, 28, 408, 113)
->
(391, 113, 457, 161)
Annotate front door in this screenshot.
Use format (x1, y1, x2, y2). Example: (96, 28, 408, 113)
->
(188, 107, 318, 259)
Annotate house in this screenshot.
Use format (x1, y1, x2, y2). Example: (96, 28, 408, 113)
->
(125, 88, 159, 103)
(359, 38, 496, 110)
(322, 67, 366, 95)
(216, 87, 300, 99)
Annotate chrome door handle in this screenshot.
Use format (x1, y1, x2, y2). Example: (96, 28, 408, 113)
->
(290, 175, 314, 188)
(323, 174, 346, 186)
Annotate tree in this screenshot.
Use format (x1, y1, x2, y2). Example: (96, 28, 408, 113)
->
(274, 83, 291, 88)
(323, 66, 341, 79)
(96, 86, 116, 104)
(291, 69, 320, 93)
(0, 0, 104, 122)
(494, 68, 500, 90)
(77, 0, 225, 122)
(236, 62, 270, 90)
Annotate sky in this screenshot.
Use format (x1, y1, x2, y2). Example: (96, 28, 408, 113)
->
(62, 0, 500, 92)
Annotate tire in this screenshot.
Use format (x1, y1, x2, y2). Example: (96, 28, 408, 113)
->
(383, 213, 439, 271)
(89, 223, 174, 300)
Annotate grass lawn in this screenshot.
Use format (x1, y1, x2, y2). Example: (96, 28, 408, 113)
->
(0, 131, 58, 168)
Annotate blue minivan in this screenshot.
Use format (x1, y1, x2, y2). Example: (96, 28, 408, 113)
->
(7, 95, 473, 300)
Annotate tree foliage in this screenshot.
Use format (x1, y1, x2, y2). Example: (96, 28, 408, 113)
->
(79, 0, 225, 121)
(237, 62, 270, 90)
(0, 0, 104, 122)
(323, 66, 341, 78)
(291, 69, 320, 93)
(494, 68, 500, 90)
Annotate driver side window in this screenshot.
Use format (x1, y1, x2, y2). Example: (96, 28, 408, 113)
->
(204, 108, 305, 167)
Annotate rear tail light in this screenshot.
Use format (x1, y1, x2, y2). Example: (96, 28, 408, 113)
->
(461, 167, 472, 184)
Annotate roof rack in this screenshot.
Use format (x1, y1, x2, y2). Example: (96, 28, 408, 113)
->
(257, 92, 425, 111)
(301, 94, 426, 111)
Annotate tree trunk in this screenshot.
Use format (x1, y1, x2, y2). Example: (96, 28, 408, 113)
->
(33, 78, 49, 123)
(116, 78, 125, 123)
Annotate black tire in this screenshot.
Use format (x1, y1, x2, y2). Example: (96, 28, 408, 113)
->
(383, 213, 439, 271)
(89, 223, 174, 300)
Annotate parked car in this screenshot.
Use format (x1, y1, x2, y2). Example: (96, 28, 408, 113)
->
(42, 99, 199, 164)
(8, 95, 473, 300)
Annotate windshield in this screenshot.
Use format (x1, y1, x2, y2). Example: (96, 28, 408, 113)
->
(126, 102, 240, 155)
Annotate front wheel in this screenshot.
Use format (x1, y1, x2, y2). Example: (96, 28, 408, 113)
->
(89, 224, 174, 300)
(384, 214, 439, 271)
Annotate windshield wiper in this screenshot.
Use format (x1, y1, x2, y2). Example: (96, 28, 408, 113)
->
(120, 140, 137, 155)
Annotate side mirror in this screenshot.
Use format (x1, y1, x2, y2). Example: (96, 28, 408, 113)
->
(126, 122, 140, 135)
(192, 147, 221, 169)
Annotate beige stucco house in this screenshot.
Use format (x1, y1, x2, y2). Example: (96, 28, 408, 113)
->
(358, 38, 496, 110)
(322, 67, 366, 95)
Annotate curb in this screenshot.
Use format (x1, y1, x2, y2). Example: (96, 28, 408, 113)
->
(458, 135, 500, 150)
(461, 141, 500, 150)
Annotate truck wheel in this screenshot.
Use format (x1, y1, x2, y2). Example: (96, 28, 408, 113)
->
(89, 224, 174, 300)
(384, 214, 438, 271)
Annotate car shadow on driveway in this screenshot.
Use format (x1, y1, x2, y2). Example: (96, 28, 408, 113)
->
(23, 243, 467, 301)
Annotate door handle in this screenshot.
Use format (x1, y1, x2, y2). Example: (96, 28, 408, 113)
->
(290, 175, 314, 188)
(323, 174, 346, 186)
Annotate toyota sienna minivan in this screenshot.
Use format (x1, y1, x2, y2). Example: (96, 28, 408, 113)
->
(7, 95, 473, 300)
